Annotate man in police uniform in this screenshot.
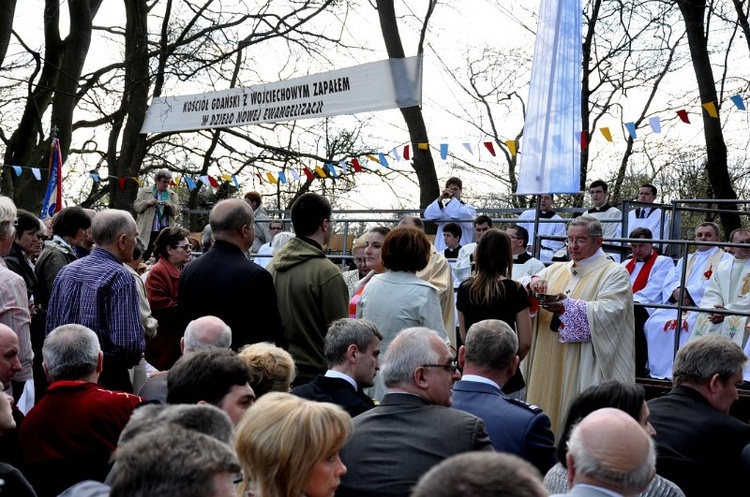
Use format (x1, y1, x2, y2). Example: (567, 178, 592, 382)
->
(451, 319, 556, 474)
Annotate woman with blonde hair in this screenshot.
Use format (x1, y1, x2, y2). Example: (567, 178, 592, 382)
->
(235, 392, 351, 497)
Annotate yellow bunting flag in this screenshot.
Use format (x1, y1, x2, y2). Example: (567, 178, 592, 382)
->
(266, 172, 277, 184)
(365, 154, 380, 163)
(417, 142, 429, 150)
(132, 177, 141, 186)
(315, 165, 328, 177)
(221, 174, 233, 182)
(600, 127, 613, 142)
(702, 102, 718, 118)
(505, 140, 516, 156)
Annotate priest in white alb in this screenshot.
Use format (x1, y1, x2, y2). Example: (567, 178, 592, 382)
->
(643, 222, 729, 379)
(621, 227, 675, 377)
(690, 228, 750, 379)
(520, 216, 634, 437)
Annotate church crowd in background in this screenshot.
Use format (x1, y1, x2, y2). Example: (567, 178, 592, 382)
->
(0, 171, 749, 497)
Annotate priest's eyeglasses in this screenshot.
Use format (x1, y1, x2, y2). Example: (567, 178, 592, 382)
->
(566, 237, 593, 246)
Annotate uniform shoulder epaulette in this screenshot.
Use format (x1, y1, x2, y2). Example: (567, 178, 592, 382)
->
(506, 396, 544, 413)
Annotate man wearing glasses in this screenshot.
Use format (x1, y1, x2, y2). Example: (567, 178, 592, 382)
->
(519, 216, 634, 437)
(338, 327, 492, 497)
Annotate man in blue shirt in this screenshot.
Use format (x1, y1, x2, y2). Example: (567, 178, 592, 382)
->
(46, 209, 144, 393)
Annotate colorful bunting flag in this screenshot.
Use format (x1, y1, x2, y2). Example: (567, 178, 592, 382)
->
(351, 158, 362, 172)
(278, 172, 287, 184)
(266, 172, 277, 184)
(417, 142, 428, 150)
(303, 168, 314, 181)
(439, 144, 448, 160)
(366, 154, 379, 163)
(256, 173, 264, 184)
(11, 166, 21, 177)
(730, 95, 746, 110)
(624, 122, 637, 140)
(118, 177, 126, 190)
(31, 168, 41, 180)
(483, 142, 496, 156)
(676, 109, 690, 123)
(649, 116, 661, 133)
(580, 131, 588, 150)
(463, 143, 472, 154)
(314, 165, 327, 178)
(90, 173, 100, 183)
(233, 175, 240, 189)
(327, 163, 338, 177)
(702, 102, 718, 118)
(600, 127, 613, 142)
(505, 140, 517, 155)
(403, 145, 410, 160)
(392, 148, 401, 161)
(378, 152, 389, 168)
(208, 175, 218, 187)
(184, 176, 197, 190)
(338, 160, 347, 172)
(290, 170, 300, 181)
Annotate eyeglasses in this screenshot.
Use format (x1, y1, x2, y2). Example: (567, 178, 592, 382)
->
(172, 244, 191, 250)
(421, 360, 459, 373)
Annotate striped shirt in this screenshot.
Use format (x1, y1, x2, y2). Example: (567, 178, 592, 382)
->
(0, 259, 33, 381)
(46, 248, 144, 367)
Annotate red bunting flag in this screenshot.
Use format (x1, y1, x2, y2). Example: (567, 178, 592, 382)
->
(676, 109, 690, 124)
(208, 175, 219, 188)
(483, 142, 496, 156)
(580, 131, 588, 150)
(403, 145, 410, 160)
(303, 167, 315, 181)
(118, 177, 126, 190)
(351, 158, 362, 172)
(256, 173, 264, 183)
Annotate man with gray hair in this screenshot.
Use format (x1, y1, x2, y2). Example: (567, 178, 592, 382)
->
(519, 215, 634, 436)
(648, 334, 750, 496)
(46, 209, 144, 393)
(133, 169, 179, 260)
(179, 198, 285, 351)
(20, 324, 144, 497)
(549, 407, 656, 497)
(293, 318, 382, 416)
(137, 315, 232, 403)
(338, 327, 492, 497)
(451, 320, 556, 474)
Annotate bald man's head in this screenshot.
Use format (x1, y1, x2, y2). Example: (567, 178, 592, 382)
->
(0, 324, 21, 389)
(182, 316, 232, 353)
(567, 408, 655, 496)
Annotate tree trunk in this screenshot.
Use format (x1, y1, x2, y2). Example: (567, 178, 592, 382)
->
(376, 0, 439, 220)
(110, 0, 150, 210)
(0, 0, 17, 69)
(677, 0, 740, 234)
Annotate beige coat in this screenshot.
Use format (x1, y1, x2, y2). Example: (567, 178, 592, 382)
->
(133, 186, 179, 242)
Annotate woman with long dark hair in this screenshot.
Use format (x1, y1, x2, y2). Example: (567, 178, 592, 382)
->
(456, 228, 531, 395)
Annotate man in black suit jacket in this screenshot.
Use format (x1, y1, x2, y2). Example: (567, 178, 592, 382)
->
(337, 327, 492, 497)
(451, 319, 556, 474)
(292, 318, 381, 416)
(648, 334, 750, 497)
(178, 199, 285, 351)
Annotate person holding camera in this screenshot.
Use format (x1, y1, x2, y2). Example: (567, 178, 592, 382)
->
(134, 169, 180, 260)
(424, 177, 477, 253)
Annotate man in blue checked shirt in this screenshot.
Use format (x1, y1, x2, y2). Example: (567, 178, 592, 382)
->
(46, 209, 144, 393)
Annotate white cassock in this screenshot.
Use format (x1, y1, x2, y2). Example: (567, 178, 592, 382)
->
(453, 242, 476, 284)
(513, 252, 545, 280)
(690, 257, 750, 380)
(518, 209, 567, 262)
(621, 253, 675, 311)
(424, 198, 477, 252)
(585, 205, 623, 262)
(626, 207, 669, 241)
(644, 247, 728, 379)
(254, 242, 273, 269)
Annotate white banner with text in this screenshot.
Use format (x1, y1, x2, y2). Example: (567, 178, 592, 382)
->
(141, 56, 423, 133)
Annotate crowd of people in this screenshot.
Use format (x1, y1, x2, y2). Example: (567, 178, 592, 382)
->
(0, 171, 749, 497)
